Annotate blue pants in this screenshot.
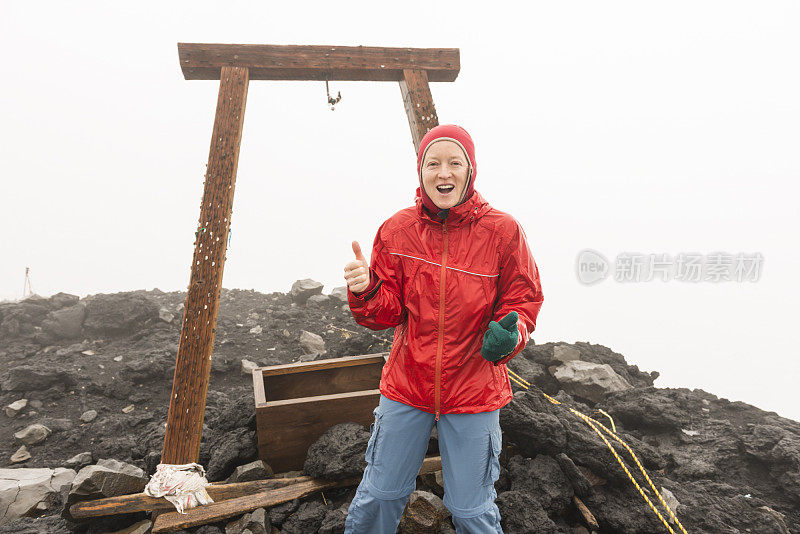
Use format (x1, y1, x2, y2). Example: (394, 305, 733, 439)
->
(344, 395, 503, 533)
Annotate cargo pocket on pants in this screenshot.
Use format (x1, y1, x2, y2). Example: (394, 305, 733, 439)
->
(483, 428, 502, 486)
(365, 408, 383, 465)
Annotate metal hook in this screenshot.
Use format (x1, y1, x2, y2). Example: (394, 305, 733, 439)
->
(325, 79, 342, 111)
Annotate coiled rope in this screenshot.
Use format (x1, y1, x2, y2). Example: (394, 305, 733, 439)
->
(506, 368, 688, 534)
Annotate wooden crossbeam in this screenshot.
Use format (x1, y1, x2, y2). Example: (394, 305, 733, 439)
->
(178, 43, 460, 82)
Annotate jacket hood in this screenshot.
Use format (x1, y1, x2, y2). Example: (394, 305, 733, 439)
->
(417, 124, 478, 217)
(415, 186, 491, 227)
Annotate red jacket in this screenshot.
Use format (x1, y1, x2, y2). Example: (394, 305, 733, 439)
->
(348, 187, 544, 417)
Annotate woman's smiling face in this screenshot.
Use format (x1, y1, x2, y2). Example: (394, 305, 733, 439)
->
(421, 140, 471, 210)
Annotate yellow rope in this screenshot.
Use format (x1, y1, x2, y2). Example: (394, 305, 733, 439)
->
(596, 409, 616, 433)
(506, 368, 688, 534)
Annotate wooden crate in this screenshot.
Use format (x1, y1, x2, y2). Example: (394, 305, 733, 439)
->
(253, 353, 388, 473)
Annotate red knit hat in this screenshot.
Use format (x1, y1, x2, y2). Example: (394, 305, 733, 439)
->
(417, 124, 477, 216)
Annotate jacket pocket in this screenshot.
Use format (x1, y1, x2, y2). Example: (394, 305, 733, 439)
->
(483, 428, 502, 486)
(365, 408, 384, 464)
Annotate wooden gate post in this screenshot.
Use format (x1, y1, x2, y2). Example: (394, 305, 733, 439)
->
(399, 69, 440, 152)
(160, 43, 459, 470)
(162, 66, 250, 464)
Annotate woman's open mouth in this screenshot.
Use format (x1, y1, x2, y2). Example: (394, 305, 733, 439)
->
(436, 185, 456, 195)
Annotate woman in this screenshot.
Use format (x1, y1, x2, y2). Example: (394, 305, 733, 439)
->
(342, 124, 544, 533)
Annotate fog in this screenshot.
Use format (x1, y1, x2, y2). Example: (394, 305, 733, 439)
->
(2, 1, 798, 419)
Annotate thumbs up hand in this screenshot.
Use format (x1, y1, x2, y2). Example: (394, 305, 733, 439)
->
(481, 311, 519, 363)
(344, 241, 371, 294)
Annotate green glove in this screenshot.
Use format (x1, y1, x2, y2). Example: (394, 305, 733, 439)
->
(481, 311, 519, 363)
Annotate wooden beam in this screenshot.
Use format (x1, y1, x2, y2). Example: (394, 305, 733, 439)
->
(151, 457, 443, 533)
(178, 43, 460, 82)
(399, 69, 439, 153)
(574, 496, 600, 530)
(71, 457, 443, 521)
(161, 65, 249, 465)
(152, 477, 354, 533)
(261, 361, 383, 403)
(256, 353, 388, 381)
(70, 477, 309, 519)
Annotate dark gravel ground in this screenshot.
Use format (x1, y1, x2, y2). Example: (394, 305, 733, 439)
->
(1, 288, 797, 533)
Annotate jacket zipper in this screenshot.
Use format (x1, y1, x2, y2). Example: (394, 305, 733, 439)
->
(435, 220, 448, 421)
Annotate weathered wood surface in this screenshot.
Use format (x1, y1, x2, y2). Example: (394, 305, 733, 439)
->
(254, 354, 388, 472)
(70, 477, 308, 518)
(255, 353, 388, 381)
(162, 65, 249, 465)
(399, 69, 439, 152)
(257, 389, 381, 473)
(574, 495, 600, 530)
(152, 477, 355, 533)
(151, 457, 443, 533)
(257, 354, 386, 402)
(71, 457, 442, 520)
(178, 43, 460, 82)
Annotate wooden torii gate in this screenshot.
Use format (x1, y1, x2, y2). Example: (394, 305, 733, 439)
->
(162, 43, 460, 466)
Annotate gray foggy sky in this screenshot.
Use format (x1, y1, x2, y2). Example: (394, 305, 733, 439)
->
(2, 1, 799, 420)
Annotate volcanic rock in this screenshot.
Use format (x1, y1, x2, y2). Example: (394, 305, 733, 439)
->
(550, 360, 633, 403)
(64, 458, 147, 519)
(226, 460, 273, 483)
(5, 398, 27, 417)
(319, 507, 348, 534)
(0, 467, 76, 526)
(495, 490, 561, 533)
(82, 293, 160, 337)
(14, 424, 51, 446)
(398, 490, 442, 533)
(299, 330, 326, 354)
(329, 287, 348, 303)
(268, 498, 300, 527)
(280, 501, 327, 533)
(304, 422, 370, 480)
(41, 303, 86, 340)
(10, 446, 30, 464)
(506, 454, 573, 516)
(0, 287, 798, 532)
(1, 366, 75, 392)
(306, 294, 330, 306)
(290, 279, 323, 305)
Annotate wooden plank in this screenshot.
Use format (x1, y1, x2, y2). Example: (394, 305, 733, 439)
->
(257, 353, 387, 378)
(257, 390, 380, 472)
(70, 477, 309, 518)
(252, 363, 266, 405)
(161, 65, 249, 465)
(178, 43, 460, 82)
(152, 457, 442, 533)
(70, 457, 442, 520)
(399, 69, 439, 152)
(574, 496, 600, 530)
(262, 360, 383, 402)
(152, 477, 356, 533)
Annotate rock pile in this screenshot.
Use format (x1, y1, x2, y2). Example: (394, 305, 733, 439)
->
(0, 286, 797, 533)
